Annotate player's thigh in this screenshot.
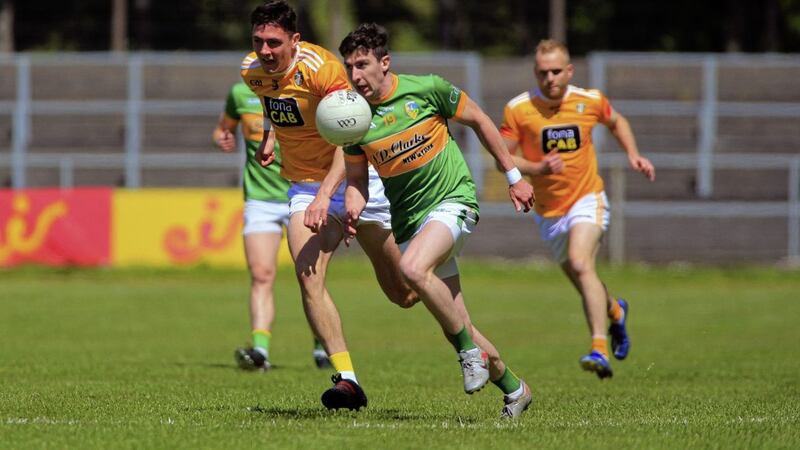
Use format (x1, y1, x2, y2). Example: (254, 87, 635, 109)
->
(287, 212, 342, 275)
(356, 224, 400, 266)
(566, 222, 603, 269)
(402, 220, 455, 274)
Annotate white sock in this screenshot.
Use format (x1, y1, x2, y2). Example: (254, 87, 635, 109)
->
(506, 383, 525, 400)
(339, 371, 358, 384)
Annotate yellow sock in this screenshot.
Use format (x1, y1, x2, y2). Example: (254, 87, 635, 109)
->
(329, 351, 355, 373)
(592, 336, 609, 358)
(608, 299, 623, 323)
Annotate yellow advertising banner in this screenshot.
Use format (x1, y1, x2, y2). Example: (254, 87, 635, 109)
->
(112, 189, 289, 267)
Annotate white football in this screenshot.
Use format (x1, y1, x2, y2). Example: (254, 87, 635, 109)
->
(315, 89, 372, 146)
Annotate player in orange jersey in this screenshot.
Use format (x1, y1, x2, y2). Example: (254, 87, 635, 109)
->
(500, 39, 655, 379)
(240, 1, 416, 411)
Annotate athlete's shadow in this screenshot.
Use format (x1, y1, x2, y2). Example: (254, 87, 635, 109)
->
(292, 220, 342, 277)
(246, 404, 436, 422)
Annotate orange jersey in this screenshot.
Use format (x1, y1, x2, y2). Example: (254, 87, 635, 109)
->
(240, 42, 350, 182)
(500, 85, 613, 217)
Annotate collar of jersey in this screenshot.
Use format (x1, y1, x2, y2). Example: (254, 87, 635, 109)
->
(532, 85, 572, 107)
(373, 73, 399, 104)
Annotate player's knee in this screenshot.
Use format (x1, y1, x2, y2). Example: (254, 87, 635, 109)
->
(399, 257, 428, 287)
(389, 289, 419, 309)
(250, 265, 277, 287)
(566, 255, 595, 277)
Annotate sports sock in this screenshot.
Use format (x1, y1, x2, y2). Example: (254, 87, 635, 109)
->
(450, 326, 476, 353)
(504, 383, 525, 401)
(252, 329, 271, 355)
(592, 335, 609, 358)
(313, 338, 324, 351)
(608, 298, 624, 323)
(492, 367, 522, 395)
(329, 352, 358, 383)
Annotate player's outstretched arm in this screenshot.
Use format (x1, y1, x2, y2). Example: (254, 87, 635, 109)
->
(255, 129, 276, 167)
(212, 113, 239, 153)
(343, 158, 369, 246)
(455, 97, 534, 212)
(607, 111, 655, 181)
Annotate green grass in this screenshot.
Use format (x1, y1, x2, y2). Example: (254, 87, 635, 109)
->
(1, 259, 798, 449)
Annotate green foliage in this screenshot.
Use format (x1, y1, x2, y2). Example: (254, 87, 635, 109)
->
(1, 259, 799, 448)
(8, 0, 800, 53)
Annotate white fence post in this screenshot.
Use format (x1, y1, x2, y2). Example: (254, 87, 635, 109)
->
(609, 163, 626, 265)
(11, 55, 30, 189)
(59, 157, 74, 189)
(789, 158, 800, 265)
(463, 52, 483, 195)
(588, 53, 607, 153)
(125, 54, 143, 188)
(697, 57, 717, 198)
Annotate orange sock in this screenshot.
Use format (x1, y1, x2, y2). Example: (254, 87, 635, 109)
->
(592, 336, 609, 358)
(608, 298, 623, 323)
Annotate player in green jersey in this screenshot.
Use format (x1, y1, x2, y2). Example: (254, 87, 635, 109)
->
(339, 23, 536, 418)
(213, 81, 330, 371)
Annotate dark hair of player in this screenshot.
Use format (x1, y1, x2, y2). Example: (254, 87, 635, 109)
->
(251, 0, 297, 33)
(338, 23, 389, 60)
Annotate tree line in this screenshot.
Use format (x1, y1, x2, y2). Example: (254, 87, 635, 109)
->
(2, 0, 799, 55)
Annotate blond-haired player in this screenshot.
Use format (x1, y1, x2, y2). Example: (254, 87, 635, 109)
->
(500, 39, 655, 379)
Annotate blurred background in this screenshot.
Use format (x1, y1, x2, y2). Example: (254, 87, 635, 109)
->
(1, 0, 800, 266)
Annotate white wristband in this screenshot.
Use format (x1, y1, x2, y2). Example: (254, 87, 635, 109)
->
(505, 167, 522, 185)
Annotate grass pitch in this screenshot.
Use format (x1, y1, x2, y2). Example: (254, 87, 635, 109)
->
(1, 259, 798, 449)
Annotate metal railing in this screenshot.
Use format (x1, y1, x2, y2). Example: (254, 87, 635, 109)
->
(0, 51, 483, 190)
(2, 51, 800, 263)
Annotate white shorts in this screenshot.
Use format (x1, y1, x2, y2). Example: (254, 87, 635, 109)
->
(288, 165, 392, 230)
(243, 199, 290, 235)
(533, 191, 610, 263)
(399, 202, 478, 279)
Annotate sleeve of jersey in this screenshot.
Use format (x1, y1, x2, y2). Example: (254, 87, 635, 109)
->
(343, 145, 367, 162)
(313, 61, 351, 97)
(224, 87, 239, 120)
(598, 92, 614, 125)
(427, 75, 464, 119)
(499, 104, 520, 142)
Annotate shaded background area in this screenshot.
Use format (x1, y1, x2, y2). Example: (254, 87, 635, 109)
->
(3, 0, 800, 55)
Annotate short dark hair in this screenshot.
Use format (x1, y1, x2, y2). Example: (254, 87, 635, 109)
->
(251, 1, 297, 33)
(338, 23, 389, 60)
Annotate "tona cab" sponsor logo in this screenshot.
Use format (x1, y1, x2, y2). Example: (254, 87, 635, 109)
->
(541, 125, 581, 153)
(264, 96, 305, 127)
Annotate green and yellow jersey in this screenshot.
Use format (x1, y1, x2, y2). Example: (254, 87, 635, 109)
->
(224, 82, 290, 202)
(344, 73, 478, 244)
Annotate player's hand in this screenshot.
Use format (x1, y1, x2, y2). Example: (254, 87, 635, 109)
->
(256, 145, 276, 167)
(216, 130, 236, 153)
(541, 152, 564, 175)
(630, 155, 656, 181)
(304, 195, 330, 233)
(508, 180, 535, 213)
(343, 206, 361, 247)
